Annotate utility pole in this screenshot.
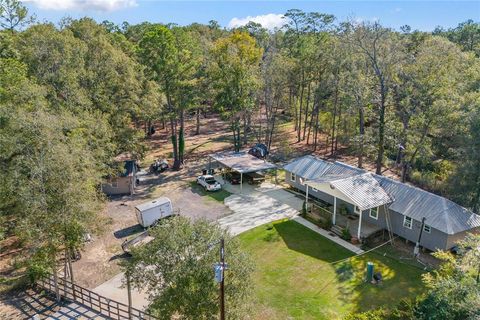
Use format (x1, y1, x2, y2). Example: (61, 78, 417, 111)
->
(220, 238, 225, 320)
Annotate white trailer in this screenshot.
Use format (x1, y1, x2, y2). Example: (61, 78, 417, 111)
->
(135, 197, 173, 228)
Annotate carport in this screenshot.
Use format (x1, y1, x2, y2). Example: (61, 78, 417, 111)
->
(209, 151, 277, 193)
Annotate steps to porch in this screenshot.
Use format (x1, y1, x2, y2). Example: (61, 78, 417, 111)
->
(330, 225, 344, 237)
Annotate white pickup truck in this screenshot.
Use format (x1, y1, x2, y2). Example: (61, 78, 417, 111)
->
(196, 175, 222, 191)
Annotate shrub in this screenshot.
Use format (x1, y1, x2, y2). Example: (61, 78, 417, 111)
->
(341, 227, 352, 241)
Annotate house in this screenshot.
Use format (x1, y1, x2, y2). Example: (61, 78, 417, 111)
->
(101, 154, 138, 196)
(284, 155, 480, 251)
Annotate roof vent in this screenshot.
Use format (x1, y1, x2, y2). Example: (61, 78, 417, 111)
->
(330, 184, 335, 190)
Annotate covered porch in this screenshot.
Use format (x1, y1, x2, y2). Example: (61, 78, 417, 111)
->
(304, 173, 393, 240)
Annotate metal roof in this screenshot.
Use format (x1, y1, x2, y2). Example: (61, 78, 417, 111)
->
(135, 197, 171, 212)
(306, 173, 393, 211)
(284, 155, 480, 234)
(210, 151, 277, 174)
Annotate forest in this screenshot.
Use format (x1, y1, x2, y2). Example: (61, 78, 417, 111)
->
(0, 0, 479, 303)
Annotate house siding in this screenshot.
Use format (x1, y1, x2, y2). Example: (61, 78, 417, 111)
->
(285, 169, 452, 251)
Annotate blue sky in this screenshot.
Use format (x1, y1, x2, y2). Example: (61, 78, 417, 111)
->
(24, 1, 480, 31)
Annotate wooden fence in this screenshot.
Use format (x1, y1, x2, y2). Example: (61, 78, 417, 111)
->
(37, 276, 156, 320)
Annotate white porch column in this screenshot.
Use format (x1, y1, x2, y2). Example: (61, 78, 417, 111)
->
(305, 185, 309, 212)
(357, 210, 363, 239)
(333, 196, 337, 225)
(240, 172, 243, 193)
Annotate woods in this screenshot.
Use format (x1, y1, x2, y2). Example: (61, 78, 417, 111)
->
(0, 0, 479, 307)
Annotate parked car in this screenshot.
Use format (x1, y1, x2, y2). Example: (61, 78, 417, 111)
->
(248, 143, 269, 159)
(197, 175, 222, 191)
(225, 172, 241, 184)
(135, 197, 174, 228)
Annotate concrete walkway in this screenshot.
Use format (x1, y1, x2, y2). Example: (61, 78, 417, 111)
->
(92, 272, 149, 310)
(293, 216, 364, 254)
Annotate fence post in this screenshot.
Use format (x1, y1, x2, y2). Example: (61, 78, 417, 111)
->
(127, 272, 133, 320)
(53, 267, 61, 302)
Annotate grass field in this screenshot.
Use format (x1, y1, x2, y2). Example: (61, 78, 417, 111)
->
(238, 219, 426, 319)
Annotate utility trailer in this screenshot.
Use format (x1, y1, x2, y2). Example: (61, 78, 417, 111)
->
(135, 197, 173, 228)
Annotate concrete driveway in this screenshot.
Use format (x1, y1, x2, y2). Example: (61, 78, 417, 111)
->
(218, 183, 303, 235)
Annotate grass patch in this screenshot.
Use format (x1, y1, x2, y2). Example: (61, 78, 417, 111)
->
(189, 181, 232, 202)
(238, 219, 426, 320)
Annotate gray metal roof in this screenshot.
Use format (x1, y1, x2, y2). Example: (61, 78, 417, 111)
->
(306, 173, 393, 211)
(210, 151, 277, 174)
(135, 197, 171, 212)
(284, 155, 480, 234)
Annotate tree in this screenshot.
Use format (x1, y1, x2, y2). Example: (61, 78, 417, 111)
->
(0, 0, 34, 31)
(210, 31, 262, 151)
(124, 216, 253, 319)
(343, 21, 401, 174)
(139, 25, 201, 168)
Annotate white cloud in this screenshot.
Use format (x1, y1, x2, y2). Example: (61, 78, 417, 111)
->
(228, 13, 285, 31)
(24, 0, 138, 11)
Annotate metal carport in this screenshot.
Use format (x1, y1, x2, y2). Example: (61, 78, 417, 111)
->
(209, 151, 277, 193)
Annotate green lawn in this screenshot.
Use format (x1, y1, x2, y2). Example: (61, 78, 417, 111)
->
(238, 219, 426, 319)
(189, 181, 232, 202)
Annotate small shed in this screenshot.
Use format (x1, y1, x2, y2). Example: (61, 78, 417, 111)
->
(101, 153, 138, 196)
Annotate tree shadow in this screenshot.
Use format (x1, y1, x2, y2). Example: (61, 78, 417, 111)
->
(273, 220, 353, 263)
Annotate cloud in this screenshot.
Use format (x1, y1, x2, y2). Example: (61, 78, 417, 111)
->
(24, 0, 138, 11)
(228, 13, 285, 31)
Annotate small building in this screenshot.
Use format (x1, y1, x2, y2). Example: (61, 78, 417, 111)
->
(101, 154, 138, 196)
(284, 155, 480, 251)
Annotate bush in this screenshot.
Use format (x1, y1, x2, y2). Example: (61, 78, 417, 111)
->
(341, 227, 352, 241)
(320, 216, 333, 230)
(302, 201, 307, 216)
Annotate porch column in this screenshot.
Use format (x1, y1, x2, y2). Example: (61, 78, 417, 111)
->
(305, 185, 309, 213)
(240, 172, 243, 194)
(333, 197, 337, 225)
(357, 210, 363, 239)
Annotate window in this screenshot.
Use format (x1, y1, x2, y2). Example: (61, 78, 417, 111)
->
(111, 178, 118, 188)
(403, 216, 412, 229)
(369, 207, 378, 220)
(354, 205, 361, 214)
(290, 172, 296, 182)
(423, 224, 431, 233)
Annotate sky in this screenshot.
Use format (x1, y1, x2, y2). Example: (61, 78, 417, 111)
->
(23, 1, 480, 32)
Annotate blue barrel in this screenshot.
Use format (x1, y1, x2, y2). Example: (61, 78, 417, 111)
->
(366, 262, 374, 282)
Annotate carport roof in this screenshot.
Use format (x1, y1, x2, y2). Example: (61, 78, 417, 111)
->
(210, 151, 277, 174)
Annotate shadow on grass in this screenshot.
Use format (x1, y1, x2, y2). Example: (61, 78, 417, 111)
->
(273, 220, 353, 263)
(189, 181, 232, 202)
